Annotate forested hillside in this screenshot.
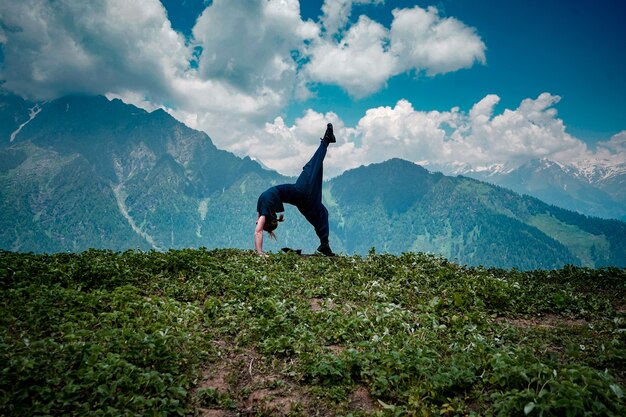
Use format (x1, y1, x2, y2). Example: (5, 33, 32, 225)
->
(326, 159, 626, 269)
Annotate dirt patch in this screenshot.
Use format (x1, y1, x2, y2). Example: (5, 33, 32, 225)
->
(496, 313, 587, 329)
(197, 340, 240, 393)
(309, 298, 323, 311)
(348, 386, 378, 413)
(244, 388, 301, 416)
(199, 363, 231, 393)
(309, 297, 336, 312)
(194, 338, 317, 416)
(198, 409, 236, 417)
(326, 344, 345, 354)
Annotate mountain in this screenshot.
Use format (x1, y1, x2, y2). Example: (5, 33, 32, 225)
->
(326, 159, 626, 269)
(570, 159, 626, 209)
(460, 159, 626, 221)
(0, 90, 37, 144)
(1, 92, 625, 269)
(0, 93, 290, 252)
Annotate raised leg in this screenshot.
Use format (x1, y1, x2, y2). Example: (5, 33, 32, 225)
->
(295, 140, 328, 204)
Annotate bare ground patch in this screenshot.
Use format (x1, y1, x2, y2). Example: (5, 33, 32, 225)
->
(348, 385, 379, 413)
(309, 298, 323, 312)
(197, 409, 236, 417)
(309, 297, 336, 312)
(193, 339, 323, 416)
(325, 344, 345, 354)
(496, 313, 587, 329)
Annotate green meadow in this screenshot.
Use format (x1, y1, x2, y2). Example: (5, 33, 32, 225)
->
(1, 249, 624, 416)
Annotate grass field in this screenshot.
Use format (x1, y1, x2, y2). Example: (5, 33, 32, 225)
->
(1, 248, 624, 416)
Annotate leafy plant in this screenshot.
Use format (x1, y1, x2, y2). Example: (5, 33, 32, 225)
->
(0, 249, 624, 416)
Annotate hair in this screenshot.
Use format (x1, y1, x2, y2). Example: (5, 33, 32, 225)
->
(264, 214, 284, 239)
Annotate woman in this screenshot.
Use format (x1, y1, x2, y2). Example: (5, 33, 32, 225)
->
(254, 123, 336, 257)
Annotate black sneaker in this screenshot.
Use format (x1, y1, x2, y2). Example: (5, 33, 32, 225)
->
(322, 123, 336, 143)
(281, 247, 302, 255)
(317, 242, 336, 257)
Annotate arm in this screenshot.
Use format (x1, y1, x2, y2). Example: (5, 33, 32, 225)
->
(254, 214, 265, 256)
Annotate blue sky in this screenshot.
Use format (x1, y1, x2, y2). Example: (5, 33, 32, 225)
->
(162, 0, 626, 140)
(314, 0, 626, 142)
(1, 0, 625, 176)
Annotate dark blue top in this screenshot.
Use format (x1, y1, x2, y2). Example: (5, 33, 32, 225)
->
(257, 187, 283, 222)
(257, 184, 308, 221)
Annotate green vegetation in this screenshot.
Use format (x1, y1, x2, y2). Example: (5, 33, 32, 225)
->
(528, 213, 611, 266)
(1, 249, 624, 416)
(327, 160, 626, 269)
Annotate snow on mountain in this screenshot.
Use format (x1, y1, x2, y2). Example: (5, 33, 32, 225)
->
(10, 104, 42, 142)
(569, 158, 626, 184)
(455, 157, 626, 189)
(450, 158, 626, 221)
(452, 162, 516, 177)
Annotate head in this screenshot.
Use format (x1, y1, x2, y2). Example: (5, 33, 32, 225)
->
(263, 214, 284, 239)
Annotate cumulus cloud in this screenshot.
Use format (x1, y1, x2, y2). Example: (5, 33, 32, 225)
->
(320, 0, 384, 37)
(597, 131, 626, 154)
(0, 0, 317, 141)
(356, 99, 454, 164)
(0, 0, 358, 107)
(390, 6, 486, 76)
(174, 1, 487, 149)
(0, 0, 491, 154)
(0, 0, 189, 101)
(304, 4, 486, 97)
(4, 0, 600, 177)
(192, 0, 317, 97)
(443, 93, 587, 167)
(243, 93, 601, 177)
(304, 15, 397, 97)
(588, 131, 626, 168)
(226, 109, 363, 178)
(161, 0, 320, 147)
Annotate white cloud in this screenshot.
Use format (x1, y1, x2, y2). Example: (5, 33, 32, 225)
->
(150, 0, 321, 152)
(405, 93, 589, 169)
(0, 0, 490, 155)
(304, 16, 397, 97)
(469, 94, 499, 121)
(226, 109, 363, 178)
(390, 6, 486, 76)
(192, 0, 317, 98)
(356, 99, 454, 164)
(589, 131, 626, 167)
(162, 0, 324, 152)
(461, 93, 589, 166)
(0, 0, 318, 147)
(241, 93, 602, 177)
(4, 0, 608, 178)
(0, 0, 189, 101)
(600, 131, 626, 154)
(304, 4, 486, 97)
(320, 0, 384, 37)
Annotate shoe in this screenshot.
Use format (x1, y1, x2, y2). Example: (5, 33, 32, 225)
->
(322, 123, 336, 143)
(281, 247, 302, 255)
(317, 242, 336, 257)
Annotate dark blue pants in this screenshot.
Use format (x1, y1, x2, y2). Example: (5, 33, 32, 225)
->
(295, 141, 329, 244)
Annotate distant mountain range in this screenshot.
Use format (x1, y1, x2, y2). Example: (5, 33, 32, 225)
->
(453, 158, 626, 221)
(1, 91, 625, 269)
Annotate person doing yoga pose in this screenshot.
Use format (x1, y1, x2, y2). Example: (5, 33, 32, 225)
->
(254, 123, 336, 257)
